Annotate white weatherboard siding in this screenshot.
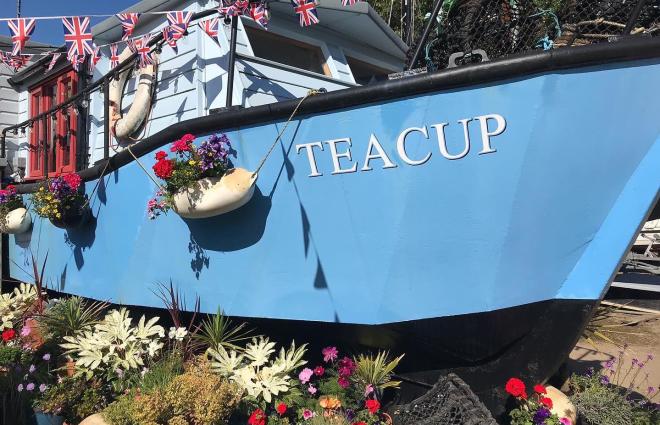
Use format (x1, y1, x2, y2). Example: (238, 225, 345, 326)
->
(12, 0, 405, 174)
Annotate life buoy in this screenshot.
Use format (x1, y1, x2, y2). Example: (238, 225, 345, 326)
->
(108, 47, 158, 141)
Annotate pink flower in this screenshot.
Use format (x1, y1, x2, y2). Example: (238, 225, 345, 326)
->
(560, 418, 572, 425)
(303, 409, 315, 420)
(314, 366, 325, 376)
(170, 139, 191, 153)
(299, 367, 314, 384)
(180, 133, 195, 144)
(322, 346, 338, 362)
(364, 384, 374, 397)
(62, 173, 81, 191)
(338, 376, 350, 388)
(308, 385, 317, 394)
(20, 326, 31, 337)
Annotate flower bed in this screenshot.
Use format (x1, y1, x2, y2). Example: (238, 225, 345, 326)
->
(0, 280, 405, 425)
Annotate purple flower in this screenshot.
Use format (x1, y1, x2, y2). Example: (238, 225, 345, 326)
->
(344, 409, 355, 421)
(115, 368, 124, 378)
(533, 407, 551, 425)
(299, 368, 313, 384)
(604, 358, 615, 369)
(39, 384, 47, 393)
(632, 358, 639, 366)
(28, 365, 36, 374)
(600, 375, 610, 385)
(197, 133, 231, 173)
(42, 353, 51, 361)
(322, 346, 338, 363)
(26, 383, 35, 392)
(17, 384, 23, 392)
(648, 387, 656, 395)
(647, 354, 655, 361)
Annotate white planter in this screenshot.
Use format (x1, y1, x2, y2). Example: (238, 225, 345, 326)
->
(172, 168, 257, 219)
(2, 208, 31, 234)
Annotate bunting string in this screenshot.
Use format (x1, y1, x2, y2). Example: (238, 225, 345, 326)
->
(0, 0, 360, 72)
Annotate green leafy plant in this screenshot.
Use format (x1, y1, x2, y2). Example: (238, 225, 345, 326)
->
(353, 351, 404, 396)
(208, 336, 307, 404)
(0, 283, 37, 331)
(34, 376, 107, 424)
(38, 296, 107, 341)
(193, 307, 253, 352)
(569, 351, 659, 425)
(31, 174, 85, 221)
(103, 358, 243, 425)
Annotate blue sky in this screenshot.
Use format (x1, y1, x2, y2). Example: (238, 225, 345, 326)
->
(1, 0, 139, 46)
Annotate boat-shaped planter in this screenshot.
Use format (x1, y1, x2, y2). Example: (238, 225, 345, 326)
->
(172, 168, 257, 219)
(2, 208, 32, 234)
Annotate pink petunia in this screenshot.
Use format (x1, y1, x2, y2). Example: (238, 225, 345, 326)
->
(308, 385, 317, 395)
(560, 418, 572, 425)
(303, 409, 315, 420)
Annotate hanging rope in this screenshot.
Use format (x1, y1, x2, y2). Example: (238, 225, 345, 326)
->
(252, 89, 321, 177)
(126, 145, 166, 192)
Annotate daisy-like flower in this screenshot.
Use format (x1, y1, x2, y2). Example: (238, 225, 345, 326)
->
(322, 346, 338, 363)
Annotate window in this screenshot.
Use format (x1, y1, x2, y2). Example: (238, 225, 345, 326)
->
(29, 69, 78, 178)
(244, 25, 331, 76)
(346, 56, 391, 85)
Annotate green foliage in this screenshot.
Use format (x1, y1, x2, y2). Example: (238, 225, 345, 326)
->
(305, 414, 351, 425)
(0, 345, 24, 366)
(38, 296, 107, 341)
(532, 0, 566, 13)
(194, 307, 253, 352)
(569, 372, 659, 425)
(34, 376, 108, 424)
(353, 351, 404, 395)
(138, 350, 185, 394)
(103, 359, 243, 425)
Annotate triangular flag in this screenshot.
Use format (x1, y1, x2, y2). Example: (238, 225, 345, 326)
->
(87, 44, 101, 73)
(47, 53, 61, 72)
(109, 43, 120, 69)
(200, 18, 220, 44)
(7, 18, 36, 56)
(116, 13, 141, 41)
(291, 0, 319, 27)
(249, 3, 269, 29)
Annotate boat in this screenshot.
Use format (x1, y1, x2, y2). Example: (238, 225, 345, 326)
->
(0, 0, 658, 418)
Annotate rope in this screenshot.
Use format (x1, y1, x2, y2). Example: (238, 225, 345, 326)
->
(252, 89, 320, 177)
(126, 145, 166, 192)
(81, 158, 112, 209)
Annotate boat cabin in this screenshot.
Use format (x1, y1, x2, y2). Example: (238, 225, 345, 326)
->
(4, 0, 407, 181)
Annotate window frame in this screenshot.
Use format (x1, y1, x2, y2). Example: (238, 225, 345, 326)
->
(28, 68, 79, 179)
(243, 24, 333, 77)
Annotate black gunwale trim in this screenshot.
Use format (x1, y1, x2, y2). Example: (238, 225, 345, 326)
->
(15, 36, 660, 194)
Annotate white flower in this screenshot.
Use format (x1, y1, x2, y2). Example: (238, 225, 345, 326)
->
(168, 327, 188, 341)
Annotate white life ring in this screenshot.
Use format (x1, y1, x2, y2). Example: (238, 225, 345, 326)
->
(108, 47, 158, 141)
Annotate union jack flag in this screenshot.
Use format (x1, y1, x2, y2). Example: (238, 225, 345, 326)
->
(162, 27, 179, 53)
(3, 53, 31, 72)
(133, 35, 153, 68)
(88, 44, 101, 73)
(67, 51, 84, 72)
(116, 13, 141, 41)
(200, 18, 220, 44)
(7, 18, 36, 56)
(109, 43, 120, 69)
(291, 0, 319, 26)
(166, 11, 192, 40)
(249, 3, 269, 29)
(341, 0, 360, 6)
(219, 0, 249, 17)
(62, 17, 94, 58)
(47, 53, 61, 72)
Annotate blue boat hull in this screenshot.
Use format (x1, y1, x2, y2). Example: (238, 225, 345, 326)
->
(5, 44, 660, 417)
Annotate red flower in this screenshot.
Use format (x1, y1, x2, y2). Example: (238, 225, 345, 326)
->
(6, 185, 16, 193)
(62, 173, 82, 191)
(2, 329, 16, 342)
(541, 397, 553, 409)
(314, 366, 325, 376)
(155, 151, 167, 160)
(276, 403, 287, 416)
(153, 159, 174, 179)
(534, 384, 547, 394)
(505, 378, 527, 398)
(180, 133, 195, 144)
(247, 409, 266, 425)
(365, 399, 380, 414)
(353, 422, 367, 425)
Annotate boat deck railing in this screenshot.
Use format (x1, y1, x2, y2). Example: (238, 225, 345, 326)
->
(412, 0, 659, 71)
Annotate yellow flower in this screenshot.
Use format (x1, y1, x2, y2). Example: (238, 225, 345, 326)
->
(56, 213, 61, 219)
(188, 160, 197, 166)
